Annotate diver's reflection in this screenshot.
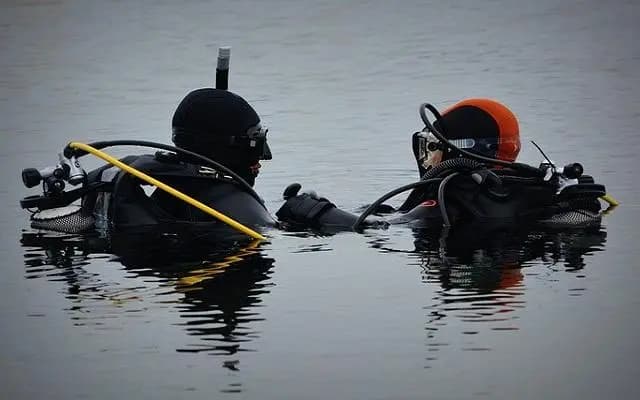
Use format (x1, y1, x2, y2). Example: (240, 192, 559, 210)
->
(21, 231, 275, 358)
(371, 223, 607, 361)
(416, 224, 608, 280)
(111, 232, 275, 355)
(421, 224, 606, 355)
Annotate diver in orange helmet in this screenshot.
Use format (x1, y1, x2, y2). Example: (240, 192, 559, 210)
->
(276, 98, 607, 232)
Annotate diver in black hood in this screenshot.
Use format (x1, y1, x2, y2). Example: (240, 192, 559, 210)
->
(171, 88, 270, 188)
(152, 87, 275, 226)
(275, 98, 615, 232)
(20, 86, 276, 239)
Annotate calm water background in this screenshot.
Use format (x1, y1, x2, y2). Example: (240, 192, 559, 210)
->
(2, 0, 640, 399)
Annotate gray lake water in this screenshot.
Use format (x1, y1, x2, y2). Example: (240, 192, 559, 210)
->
(2, 0, 640, 399)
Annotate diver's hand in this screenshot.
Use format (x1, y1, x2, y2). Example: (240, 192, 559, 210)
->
(277, 183, 336, 227)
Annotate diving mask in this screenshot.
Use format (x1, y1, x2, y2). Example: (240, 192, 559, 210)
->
(412, 131, 443, 172)
(413, 129, 520, 172)
(243, 123, 272, 161)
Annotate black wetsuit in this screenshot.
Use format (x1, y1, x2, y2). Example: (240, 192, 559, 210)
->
(81, 153, 275, 235)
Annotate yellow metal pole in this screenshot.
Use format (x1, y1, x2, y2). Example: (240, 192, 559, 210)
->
(69, 141, 266, 240)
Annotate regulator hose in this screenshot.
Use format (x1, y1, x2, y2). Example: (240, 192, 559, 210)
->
(68, 142, 266, 241)
(422, 157, 484, 180)
(64, 140, 265, 207)
(352, 178, 443, 231)
(355, 156, 502, 230)
(398, 157, 485, 212)
(438, 172, 460, 227)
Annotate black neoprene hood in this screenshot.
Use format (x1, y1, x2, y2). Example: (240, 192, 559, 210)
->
(171, 88, 261, 148)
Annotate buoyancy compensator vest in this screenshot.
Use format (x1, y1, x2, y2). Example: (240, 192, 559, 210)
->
(393, 158, 606, 228)
(83, 153, 275, 233)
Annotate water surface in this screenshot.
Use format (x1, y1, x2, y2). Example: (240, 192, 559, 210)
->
(2, 0, 639, 399)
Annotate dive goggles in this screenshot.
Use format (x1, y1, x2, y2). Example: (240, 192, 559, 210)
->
(172, 123, 272, 161)
(243, 123, 272, 160)
(413, 129, 519, 170)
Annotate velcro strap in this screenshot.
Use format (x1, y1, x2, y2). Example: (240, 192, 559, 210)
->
(306, 200, 335, 221)
(277, 194, 336, 226)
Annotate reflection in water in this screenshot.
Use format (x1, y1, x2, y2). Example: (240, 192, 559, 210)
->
(21, 222, 609, 374)
(372, 223, 607, 365)
(21, 231, 275, 361)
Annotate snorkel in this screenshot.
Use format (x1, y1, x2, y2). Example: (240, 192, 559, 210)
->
(216, 46, 231, 91)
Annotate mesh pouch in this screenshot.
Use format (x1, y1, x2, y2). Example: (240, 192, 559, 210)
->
(539, 209, 601, 228)
(31, 205, 95, 233)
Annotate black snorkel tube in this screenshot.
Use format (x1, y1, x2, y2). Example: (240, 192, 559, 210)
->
(216, 46, 231, 90)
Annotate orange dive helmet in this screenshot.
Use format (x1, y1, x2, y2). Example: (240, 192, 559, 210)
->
(413, 98, 521, 173)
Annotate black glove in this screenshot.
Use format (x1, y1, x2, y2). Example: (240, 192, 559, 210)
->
(276, 183, 336, 228)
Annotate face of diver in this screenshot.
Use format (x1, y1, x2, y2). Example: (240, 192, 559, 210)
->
(227, 124, 271, 186)
(412, 128, 517, 177)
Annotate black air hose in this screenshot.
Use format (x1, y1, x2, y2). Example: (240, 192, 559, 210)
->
(438, 172, 460, 227)
(421, 157, 485, 180)
(398, 158, 487, 212)
(352, 178, 444, 231)
(64, 140, 265, 207)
